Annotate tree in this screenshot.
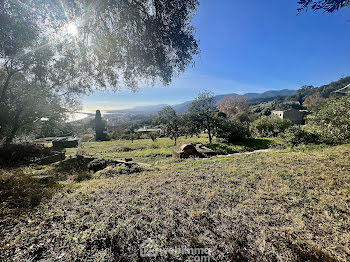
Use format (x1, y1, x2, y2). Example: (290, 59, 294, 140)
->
(310, 96, 350, 144)
(155, 106, 180, 145)
(298, 0, 349, 13)
(250, 116, 291, 137)
(0, 0, 199, 92)
(178, 113, 202, 138)
(303, 92, 326, 112)
(94, 110, 107, 141)
(218, 95, 249, 118)
(188, 91, 217, 143)
(0, 73, 65, 143)
(0, 0, 200, 142)
(216, 118, 250, 143)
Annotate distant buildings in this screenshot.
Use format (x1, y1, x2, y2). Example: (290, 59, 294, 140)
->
(135, 126, 162, 134)
(271, 109, 306, 125)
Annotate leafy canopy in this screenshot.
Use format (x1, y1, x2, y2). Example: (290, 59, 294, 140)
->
(298, 0, 350, 12)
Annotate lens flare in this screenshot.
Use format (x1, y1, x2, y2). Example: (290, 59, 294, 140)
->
(66, 22, 78, 36)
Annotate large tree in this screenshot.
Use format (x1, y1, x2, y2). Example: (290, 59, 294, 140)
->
(0, 0, 200, 142)
(0, 73, 66, 143)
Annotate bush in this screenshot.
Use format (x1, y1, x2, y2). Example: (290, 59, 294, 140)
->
(285, 127, 320, 146)
(0, 144, 55, 168)
(250, 116, 291, 137)
(310, 96, 350, 144)
(216, 118, 250, 142)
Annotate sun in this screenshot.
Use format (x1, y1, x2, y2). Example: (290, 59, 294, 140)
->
(66, 22, 78, 36)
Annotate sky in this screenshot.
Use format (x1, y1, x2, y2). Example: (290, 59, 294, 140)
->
(82, 0, 350, 110)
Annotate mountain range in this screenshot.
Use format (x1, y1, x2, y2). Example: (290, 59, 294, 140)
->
(110, 89, 297, 115)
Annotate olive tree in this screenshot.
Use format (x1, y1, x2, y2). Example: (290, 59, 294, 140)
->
(298, 0, 349, 12)
(188, 91, 217, 143)
(310, 96, 350, 144)
(155, 106, 181, 145)
(0, 0, 200, 142)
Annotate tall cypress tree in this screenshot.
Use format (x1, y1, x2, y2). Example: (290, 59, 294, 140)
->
(95, 110, 107, 141)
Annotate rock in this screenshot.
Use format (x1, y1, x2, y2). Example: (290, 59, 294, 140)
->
(88, 159, 109, 173)
(52, 137, 81, 149)
(36, 152, 65, 165)
(173, 143, 205, 159)
(87, 158, 127, 173)
(195, 144, 216, 157)
(125, 157, 133, 162)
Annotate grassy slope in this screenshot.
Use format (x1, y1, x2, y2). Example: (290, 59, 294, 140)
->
(1, 143, 349, 261)
(67, 135, 278, 164)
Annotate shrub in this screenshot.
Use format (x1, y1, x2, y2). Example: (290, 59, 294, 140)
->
(250, 116, 291, 137)
(310, 96, 350, 144)
(285, 127, 320, 146)
(216, 118, 250, 142)
(0, 144, 55, 168)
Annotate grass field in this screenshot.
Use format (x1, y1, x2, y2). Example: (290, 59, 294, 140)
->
(66, 135, 280, 164)
(1, 137, 349, 261)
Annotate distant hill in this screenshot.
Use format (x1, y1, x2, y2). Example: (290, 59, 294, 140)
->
(114, 89, 297, 115)
(172, 89, 297, 113)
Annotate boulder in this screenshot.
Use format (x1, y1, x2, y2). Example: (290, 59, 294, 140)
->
(52, 138, 80, 149)
(195, 144, 216, 157)
(173, 143, 204, 159)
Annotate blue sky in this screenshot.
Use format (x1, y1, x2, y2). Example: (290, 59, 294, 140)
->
(83, 0, 350, 110)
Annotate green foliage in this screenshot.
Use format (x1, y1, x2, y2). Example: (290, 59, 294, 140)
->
(285, 126, 321, 146)
(0, 0, 200, 142)
(155, 106, 180, 144)
(207, 138, 276, 154)
(188, 91, 218, 143)
(0, 74, 66, 143)
(216, 118, 250, 143)
(310, 96, 350, 144)
(178, 113, 202, 137)
(251, 116, 292, 137)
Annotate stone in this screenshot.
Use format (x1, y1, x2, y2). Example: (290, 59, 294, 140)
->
(173, 143, 204, 159)
(195, 144, 216, 157)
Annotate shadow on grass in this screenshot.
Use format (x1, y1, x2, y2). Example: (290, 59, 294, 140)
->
(205, 138, 275, 155)
(0, 169, 62, 217)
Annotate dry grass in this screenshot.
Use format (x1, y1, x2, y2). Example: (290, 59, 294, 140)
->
(0, 143, 349, 261)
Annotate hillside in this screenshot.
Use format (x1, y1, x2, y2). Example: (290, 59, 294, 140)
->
(115, 89, 297, 115)
(1, 138, 349, 261)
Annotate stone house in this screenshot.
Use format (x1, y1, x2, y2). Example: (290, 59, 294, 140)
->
(271, 109, 305, 125)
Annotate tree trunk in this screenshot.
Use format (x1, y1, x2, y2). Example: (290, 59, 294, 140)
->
(5, 109, 22, 144)
(208, 130, 212, 144)
(0, 72, 13, 102)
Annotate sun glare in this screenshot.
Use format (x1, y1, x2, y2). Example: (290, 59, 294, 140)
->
(66, 22, 78, 36)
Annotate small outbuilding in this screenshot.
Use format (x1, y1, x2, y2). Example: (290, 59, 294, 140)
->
(271, 109, 305, 125)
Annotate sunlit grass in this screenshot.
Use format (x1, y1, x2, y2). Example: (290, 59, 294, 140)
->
(71, 135, 279, 164)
